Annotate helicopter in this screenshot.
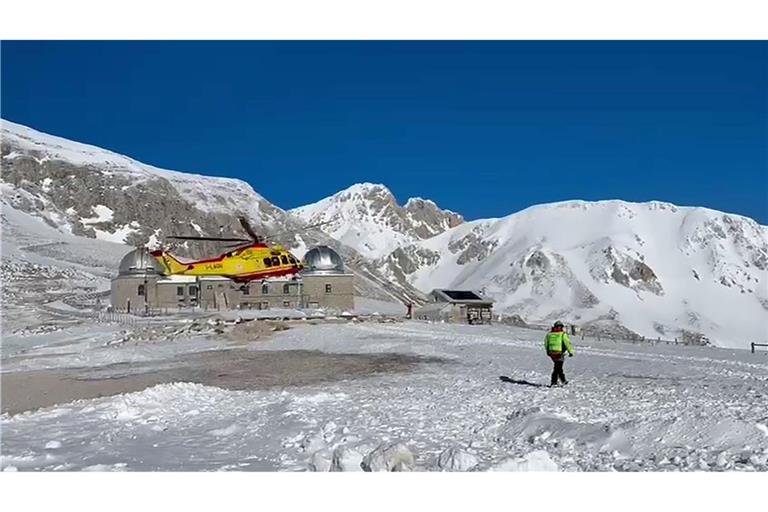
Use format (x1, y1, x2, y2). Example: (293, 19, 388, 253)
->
(149, 216, 325, 283)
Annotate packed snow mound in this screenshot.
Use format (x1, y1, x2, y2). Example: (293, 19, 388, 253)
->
(361, 442, 415, 471)
(492, 450, 559, 471)
(290, 182, 462, 259)
(437, 446, 479, 471)
(331, 445, 364, 472)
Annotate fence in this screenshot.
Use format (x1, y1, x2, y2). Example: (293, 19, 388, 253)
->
(751, 342, 768, 354)
(501, 318, 709, 348)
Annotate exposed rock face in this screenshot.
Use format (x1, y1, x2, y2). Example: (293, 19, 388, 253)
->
(590, 246, 664, 296)
(290, 183, 463, 260)
(403, 197, 463, 239)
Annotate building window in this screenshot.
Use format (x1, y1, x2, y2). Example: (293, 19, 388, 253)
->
(189, 286, 198, 296)
(137, 284, 145, 296)
(218, 283, 223, 288)
(283, 301, 291, 308)
(177, 286, 185, 296)
(261, 301, 269, 309)
(242, 287, 250, 295)
(283, 283, 290, 294)
(325, 284, 332, 294)
(262, 284, 269, 295)
(207, 285, 213, 290)
(263, 257, 272, 268)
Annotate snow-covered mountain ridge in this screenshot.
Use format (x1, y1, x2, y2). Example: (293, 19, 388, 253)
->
(294, 190, 768, 348)
(290, 183, 463, 259)
(3, 119, 766, 347)
(0, 119, 425, 305)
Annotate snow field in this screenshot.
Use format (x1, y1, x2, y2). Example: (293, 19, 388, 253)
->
(2, 321, 767, 471)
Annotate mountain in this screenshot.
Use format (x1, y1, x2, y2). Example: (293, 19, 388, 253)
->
(4, 119, 766, 348)
(295, 191, 768, 348)
(0, 120, 425, 307)
(290, 183, 463, 260)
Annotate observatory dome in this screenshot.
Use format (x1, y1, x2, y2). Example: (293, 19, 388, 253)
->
(302, 245, 346, 275)
(118, 248, 166, 276)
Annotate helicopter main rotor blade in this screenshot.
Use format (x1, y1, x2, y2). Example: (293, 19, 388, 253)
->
(167, 235, 253, 242)
(238, 216, 261, 241)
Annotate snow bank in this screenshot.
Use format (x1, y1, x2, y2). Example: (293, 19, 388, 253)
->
(437, 446, 479, 471)
(492, 450, 558, 471)
(361, 442, 415, 472)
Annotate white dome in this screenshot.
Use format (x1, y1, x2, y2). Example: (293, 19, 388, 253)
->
(118, 248, 165, 276)
(302, 245, 345, 275)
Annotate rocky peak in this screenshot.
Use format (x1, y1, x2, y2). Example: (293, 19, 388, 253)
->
(291, 183, 464, 260)
(404, 197, 464, 239)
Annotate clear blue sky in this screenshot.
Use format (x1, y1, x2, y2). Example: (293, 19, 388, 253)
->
(2, 41, 766, 223)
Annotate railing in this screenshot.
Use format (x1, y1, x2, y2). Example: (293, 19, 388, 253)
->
(751, 342, 768, 354)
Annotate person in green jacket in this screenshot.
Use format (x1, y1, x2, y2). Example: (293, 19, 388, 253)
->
(545, 321, 574, 387)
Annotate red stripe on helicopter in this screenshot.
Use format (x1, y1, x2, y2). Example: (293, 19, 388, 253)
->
(229, 266, 301, 282)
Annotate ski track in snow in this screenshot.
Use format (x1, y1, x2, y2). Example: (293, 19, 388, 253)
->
(2, 322, 768, 472)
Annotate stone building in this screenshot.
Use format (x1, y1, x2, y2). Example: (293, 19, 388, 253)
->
(110, 245, 354, 313)
(413, 289, 494, 324)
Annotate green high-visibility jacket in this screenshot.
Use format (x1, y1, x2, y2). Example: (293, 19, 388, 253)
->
(545, 331, 574, 354)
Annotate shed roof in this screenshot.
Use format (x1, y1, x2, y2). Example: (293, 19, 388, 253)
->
(431, 289, 494, 305)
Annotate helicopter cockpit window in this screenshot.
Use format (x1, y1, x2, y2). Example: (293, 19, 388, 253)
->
(280, 255, 289, 265)
(263, 257, 272, 267)
(271, 256, 280, 266)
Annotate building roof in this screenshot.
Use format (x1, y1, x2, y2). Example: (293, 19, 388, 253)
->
(118, 248, 166, 276)
(442, 290, 483, 301)
(301, 245, 346, 275)
(430, 289, 494, 305)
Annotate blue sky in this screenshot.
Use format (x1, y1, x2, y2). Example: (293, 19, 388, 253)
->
(2, 41, 766, 223)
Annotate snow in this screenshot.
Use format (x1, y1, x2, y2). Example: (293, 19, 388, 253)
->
(330, 445, 364, 472)
(491, 450, 559, 471)
(92, 223, 139, 244)
(399, 200, 766, 348)
(291, 182, 767, 347)
(2, 321, 768, 471)
(361, 442, 415, 471)
(437, 446, 479, 471)
(80, 204, 115, 224)
(290, 183, 425, 259)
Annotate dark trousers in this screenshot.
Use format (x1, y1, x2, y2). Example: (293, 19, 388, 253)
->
(550, 355, 567, 385)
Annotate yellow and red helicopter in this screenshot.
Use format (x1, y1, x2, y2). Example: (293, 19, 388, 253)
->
(150, 217, 324, 283)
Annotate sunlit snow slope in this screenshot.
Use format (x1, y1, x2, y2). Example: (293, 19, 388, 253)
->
(297, 189, 768, 348)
